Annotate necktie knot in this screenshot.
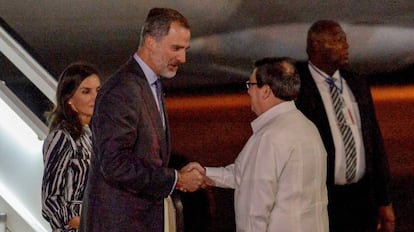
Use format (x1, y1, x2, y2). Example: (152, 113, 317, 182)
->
(325, 77, 336, 88)
(155, 79, 162, 95)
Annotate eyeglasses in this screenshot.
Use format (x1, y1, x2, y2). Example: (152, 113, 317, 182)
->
(245, 81, 258, 89)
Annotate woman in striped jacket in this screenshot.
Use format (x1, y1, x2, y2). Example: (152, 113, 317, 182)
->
(41, 62, 100, 231)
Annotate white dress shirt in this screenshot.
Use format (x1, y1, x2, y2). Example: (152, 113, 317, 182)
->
(207, 101, 328, 232)
(308, 62, 365, 184)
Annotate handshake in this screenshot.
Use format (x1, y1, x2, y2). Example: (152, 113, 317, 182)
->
(175, 162, 215, 192)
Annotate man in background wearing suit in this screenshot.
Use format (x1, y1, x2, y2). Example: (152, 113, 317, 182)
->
(80, 8, 206, 232)
(295, 20, 395, 232)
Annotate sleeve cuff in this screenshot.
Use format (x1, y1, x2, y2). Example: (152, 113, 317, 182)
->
(168, 170, 178, 196)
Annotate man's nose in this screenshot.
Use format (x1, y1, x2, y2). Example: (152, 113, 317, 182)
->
(177, 51, 186, 63)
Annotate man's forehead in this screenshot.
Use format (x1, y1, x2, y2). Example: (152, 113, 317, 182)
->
(163, 23, 190, 41)
(250, 69, 257, 80)
(324, 26, 345, 36)
(317, 29, 345, 43)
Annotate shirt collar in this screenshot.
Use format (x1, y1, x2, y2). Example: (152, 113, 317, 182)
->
(133, 53, 159, 85)
(308, 61, 341, 83)
(251, 101, 297, 133)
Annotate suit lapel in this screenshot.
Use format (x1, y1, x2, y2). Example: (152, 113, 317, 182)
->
(340, 70, 362, 105)
(126, 58, 169, 165)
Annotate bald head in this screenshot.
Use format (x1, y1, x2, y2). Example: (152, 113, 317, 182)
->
(306, 20, 350, 75)
(306, 20, 341, 55)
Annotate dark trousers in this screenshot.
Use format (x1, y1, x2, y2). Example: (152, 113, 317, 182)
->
(328, 177, 377, 232)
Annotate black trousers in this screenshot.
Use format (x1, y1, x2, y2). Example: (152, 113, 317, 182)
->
(328, 177, 378, 232)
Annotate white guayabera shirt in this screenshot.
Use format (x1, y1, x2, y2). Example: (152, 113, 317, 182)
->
(207, 101, 329, 232)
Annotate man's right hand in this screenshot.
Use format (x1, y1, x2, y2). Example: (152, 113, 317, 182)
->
(176, 167, 205, 192)
(176, 162, 215, 192)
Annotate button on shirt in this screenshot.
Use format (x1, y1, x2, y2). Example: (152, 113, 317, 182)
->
(308, 62, 366, 185)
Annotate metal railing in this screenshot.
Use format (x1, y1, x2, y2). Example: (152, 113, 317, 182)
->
(0, 17, 56, 139)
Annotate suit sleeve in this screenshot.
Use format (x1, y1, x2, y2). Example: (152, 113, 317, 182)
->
(357, 75, 392, 206)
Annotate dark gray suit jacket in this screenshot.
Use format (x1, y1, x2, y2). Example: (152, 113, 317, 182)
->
(80, 57, 175, 231)
(295, 62, 392, 227)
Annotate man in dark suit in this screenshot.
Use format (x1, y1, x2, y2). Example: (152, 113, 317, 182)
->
(80, 8, 206, 232)
(295, 20, 395, 232)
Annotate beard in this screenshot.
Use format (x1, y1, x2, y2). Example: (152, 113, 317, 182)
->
(160, 65, 178, 78)
(152, 55, 179, 78)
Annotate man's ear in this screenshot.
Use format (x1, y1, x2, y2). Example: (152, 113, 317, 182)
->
(145, 36, 155, 50)
(261, 85, 273, 99)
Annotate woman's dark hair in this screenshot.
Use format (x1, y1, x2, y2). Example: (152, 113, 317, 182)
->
(45, 62, 100, 139)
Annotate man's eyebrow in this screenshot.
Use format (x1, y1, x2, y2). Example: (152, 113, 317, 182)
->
(173, 44, 189, 48)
